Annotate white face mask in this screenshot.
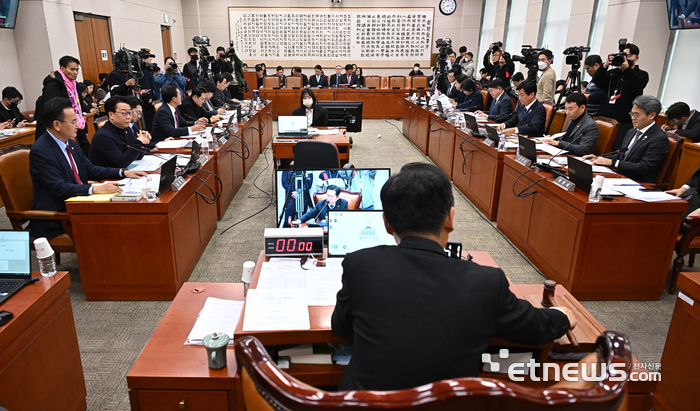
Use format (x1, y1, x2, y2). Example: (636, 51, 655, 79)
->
(303, 99, 313, 108)
(538, 61, 548, 70)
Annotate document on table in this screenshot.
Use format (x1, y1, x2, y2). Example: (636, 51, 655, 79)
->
(156, 140, 188, 149)
(242, 289, 310, 331)
(128, 154, 171, 171)
(185, 297, 244, 345)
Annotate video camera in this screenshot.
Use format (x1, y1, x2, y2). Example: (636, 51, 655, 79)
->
(512, 45, 544, 70)
(112, 47, 144, 79)
(562, 46, 590, 69)
(610, 38, 628, 66)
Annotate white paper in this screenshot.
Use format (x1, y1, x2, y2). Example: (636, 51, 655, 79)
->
(242, 289, 310, 331)
(156, 140, 189, 149)
(306, 268, 343, 306)
(185, 297, 244, 345)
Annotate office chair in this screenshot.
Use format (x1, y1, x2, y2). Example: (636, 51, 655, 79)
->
(236, 331, 631, 410)
(292, 141, 340, 170)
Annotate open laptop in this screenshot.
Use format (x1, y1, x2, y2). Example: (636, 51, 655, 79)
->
(158, 157, 177, 195)
(0, 230, 32, 306)
(567, 155, 593, 193)
(277, 116, 308, 139)
(327, 210, 397, 257)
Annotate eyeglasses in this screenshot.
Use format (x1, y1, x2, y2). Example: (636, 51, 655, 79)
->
(629, 112, 642, 118)
(117, 110, 132, 117)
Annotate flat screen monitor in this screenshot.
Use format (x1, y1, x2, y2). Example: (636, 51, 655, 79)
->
(0, 0, 20, 29)
(667, 1, 700, 29)
(315, 101, 363, 132)
(327, 210, 397, 256)
(275, 168, 390, 228)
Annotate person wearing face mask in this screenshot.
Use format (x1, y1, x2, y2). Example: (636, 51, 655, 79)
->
(409, 63, 424, 76)
(212, 46, 233, 74)
(664, 102, 700, 142)
(0, 86, 27, 127)
(535, 49, 556, 104)
(183, 47, 203, 86)
(592, 42, 649, 150)
(292, 89, 328, 127)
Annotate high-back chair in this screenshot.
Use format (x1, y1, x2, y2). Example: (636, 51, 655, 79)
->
(236, 331, 631, 411)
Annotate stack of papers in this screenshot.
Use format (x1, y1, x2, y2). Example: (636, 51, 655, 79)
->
(185, 297, 244, 345)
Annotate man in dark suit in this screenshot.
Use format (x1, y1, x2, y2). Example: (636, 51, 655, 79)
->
(339, 64, 358, 87)
(329, 65, 343, 88)
(291, 89, 329, 128)
(587, 95, 669, 183)
(292, 185, 348, 225)
(475, 79, 513, 123)
(29, 97, 146, 239)
(331, 163, 573, 391)
(497, 80, 547, 137)
(179, 87, 222, 124)
(665, 101, 700, 142)
(308, 65, 329, 88)
(88, 96, 151, 168)
(150, 83, 207, 144)
(541, 93, 598, 156)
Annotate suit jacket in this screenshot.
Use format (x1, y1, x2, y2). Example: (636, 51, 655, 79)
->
(292, 106, 329, 127)
(456, 91, 484, 112)
(308, 74, 329, 88)
(88, 121, 146, 168)
(299, 198, 349, 223)
(610, 123, 669, 183)
(180, 97, 216, 122)
(150, 103, 194, 143)
(676, 110, 700, 142)
(556, 113, 599, 156)
(29, 132, 122, 239)
(339, 73, 359, 87)
(503, 99, 547, 136)
(330, 73, 342, 88)
(485, 93, 513, 123)
(331, 236, 570, 391)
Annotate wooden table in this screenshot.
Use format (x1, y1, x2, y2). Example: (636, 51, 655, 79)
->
(66, 159, 218, 301)
(0, 271, 86, 411)
(653, 271, 700, 411)
(497, 155, 687, 300)
(0, 127, 35, 149)
(272, 132, 351, 170)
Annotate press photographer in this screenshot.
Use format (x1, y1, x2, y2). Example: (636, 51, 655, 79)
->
(483, 42, 515, 92)
(591, 39, 649, 150)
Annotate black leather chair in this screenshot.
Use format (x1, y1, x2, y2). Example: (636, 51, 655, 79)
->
(292, 140, 340, 170)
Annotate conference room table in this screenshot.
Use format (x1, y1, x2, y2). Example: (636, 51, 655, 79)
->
(127, 250, 656, 411)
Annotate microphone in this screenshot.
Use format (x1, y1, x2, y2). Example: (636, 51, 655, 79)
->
(599, 147, 628, 158)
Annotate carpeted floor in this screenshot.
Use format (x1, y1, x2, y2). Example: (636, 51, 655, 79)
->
(6, 119, 689, 410)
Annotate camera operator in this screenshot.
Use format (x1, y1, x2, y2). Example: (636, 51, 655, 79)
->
(592, 41, 649, 150)
(211, 46, 233, 74)
(155, 56, 186, 96)
(535, 49, 556, 103)
(137, 50, 159, 131)
(583, 55, 605, 115)
(483, 42, 515, 93)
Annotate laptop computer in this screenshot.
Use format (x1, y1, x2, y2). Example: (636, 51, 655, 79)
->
(327, 210, 397, 257)
(0, 230, 32, 306)
(277, 116, 308, 139)
(158, 157, 177, 195)
(567, 155, 593, 193)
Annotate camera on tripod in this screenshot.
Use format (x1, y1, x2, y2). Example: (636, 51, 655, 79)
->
(562, 46, 590, 69)
(512, 45, 544, 69)
(610, 38, 628, 66)
(112, 47, 144, 79)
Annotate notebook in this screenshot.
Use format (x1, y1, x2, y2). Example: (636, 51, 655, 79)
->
(277, 116, 308, 139)
(0, 230, 32, 306)
(327, 211, 396, 257)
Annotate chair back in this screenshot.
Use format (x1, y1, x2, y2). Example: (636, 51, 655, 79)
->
(410, 76, 428, 89)
(380, 76, 389, 89)
(593, 116, 619, 155)
(313, 189, 362, 209)
(654, 134, 684, 190)
(389, 76, 406, 89)
(0, 149, 32, 229)
(236, 331, 631, 411)
(21, 110, 35, 122)
(286, 76, 302, 88)
(542, 102, 555, 129)
(365, 76, 380, 89)
(263, 76, 280, 89)
(293, 141, 340, 170)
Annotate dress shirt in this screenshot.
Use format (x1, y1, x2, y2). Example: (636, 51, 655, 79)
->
(168, 103, 193, 134)
(514, 101, 536, 134)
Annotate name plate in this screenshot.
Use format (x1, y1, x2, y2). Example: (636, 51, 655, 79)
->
(515, 155, 532, 167)
(553, 176, 575, 192)
(171, 176, 187, 191)
(482, 138, 496, 147)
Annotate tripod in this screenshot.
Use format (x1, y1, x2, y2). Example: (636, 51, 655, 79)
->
(545, 65, 581, 134)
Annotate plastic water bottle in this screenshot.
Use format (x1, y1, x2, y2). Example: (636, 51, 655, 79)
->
(589, 175, 604, 203)
(34, 238, 56, 277)
(498, 135, 506, 151)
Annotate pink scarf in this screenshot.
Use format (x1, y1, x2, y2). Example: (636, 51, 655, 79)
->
(58, 69, 86, 130)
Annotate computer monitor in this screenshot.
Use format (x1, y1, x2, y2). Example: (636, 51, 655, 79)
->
(275, 168, 391, 228)
(327, 210, 397, 257)
(517, 136, 537, 163)
(315, 101, 363, 132)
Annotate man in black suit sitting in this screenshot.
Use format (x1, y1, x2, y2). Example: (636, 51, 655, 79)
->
(150, 83, 207, 144)
(292, 185, 348, 225)
(88, 96, 152, 168)
(541, 93, 599, 156)
(496, 80, 547, 137)
(29, 97, 146, 239)
(586, 95, 669, 183)
(475, 79, 513, 123)
(308, 65, 329, 88)
(331, 163, 574, 391)
(339, 64, 358, 87)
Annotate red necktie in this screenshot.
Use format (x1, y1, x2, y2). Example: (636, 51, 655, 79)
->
(65, 145, 81, 183)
